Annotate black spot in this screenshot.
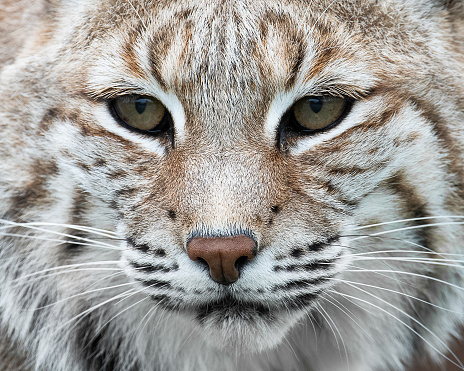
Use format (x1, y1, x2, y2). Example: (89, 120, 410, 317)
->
(95, 158, 107, 167)
(154, 249, 166, 257)
(168, 210, 176, 220)
(290, 248, 304, 258)
(270, 205, 280, 213)
(136, 244, 150, 253)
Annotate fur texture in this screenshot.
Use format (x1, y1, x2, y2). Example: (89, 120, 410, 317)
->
(0, 0, 464, 370)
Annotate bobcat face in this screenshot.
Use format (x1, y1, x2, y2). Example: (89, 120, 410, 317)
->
(1, 0, 464, 370)
(61, 1, 360, 350)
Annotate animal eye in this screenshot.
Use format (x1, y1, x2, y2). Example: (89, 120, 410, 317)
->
(112, 95, 167, 132)
(291, 96, 349, 132)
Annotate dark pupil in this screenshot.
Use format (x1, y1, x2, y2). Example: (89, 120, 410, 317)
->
(135, 99, 147, 114)
(309, 98, 323, 114)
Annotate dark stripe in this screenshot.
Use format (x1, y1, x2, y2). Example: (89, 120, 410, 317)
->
(140, 279, 171, 289)
(273, 277, 331, 291)
(130, 261, 177, 273)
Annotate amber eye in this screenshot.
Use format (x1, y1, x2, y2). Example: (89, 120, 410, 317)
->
(112, 95, 166, 132)
(292, 96, 348, 132)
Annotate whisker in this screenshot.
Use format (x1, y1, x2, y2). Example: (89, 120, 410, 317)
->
(9, 261, 121, 284)
(0, 221, 119, 249)
(354, 216, 464, 231)
(0, 232, 122, 251)
(333, 284, 464, 369)
(350, 250, 464, 257)
(345, 268, 464, 293)
(322, 292, 375, 341)
(330, 278, 463, 314)
(0, 219, 117, 237)
(46, 288, 137, 335)
(32, 281, 134, 311)
(351, 256, 464, 270)
(351, 222, 464, 241)
(315, 303, 346, 367)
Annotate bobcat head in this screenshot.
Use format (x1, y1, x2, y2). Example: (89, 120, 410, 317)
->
(0, 0, 463, 370)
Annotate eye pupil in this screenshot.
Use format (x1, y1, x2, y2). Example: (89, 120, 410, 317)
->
(135, 99, 147, 114)
(309, 98, 323, 114)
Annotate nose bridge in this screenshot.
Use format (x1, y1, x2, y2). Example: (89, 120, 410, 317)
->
(181, 149, 273, 221)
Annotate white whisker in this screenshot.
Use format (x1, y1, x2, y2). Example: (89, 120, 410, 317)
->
(333, 284, 464, 369)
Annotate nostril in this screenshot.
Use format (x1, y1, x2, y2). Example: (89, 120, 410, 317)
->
(195, 257, 209, 269)
(234, 255, 250, 271)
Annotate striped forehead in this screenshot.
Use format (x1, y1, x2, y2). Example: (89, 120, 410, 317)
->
(92, 3, 376, 84)
(84, 0, 385, 137)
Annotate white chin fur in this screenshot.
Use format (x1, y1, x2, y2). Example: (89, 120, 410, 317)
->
(195, 309, 305, 353)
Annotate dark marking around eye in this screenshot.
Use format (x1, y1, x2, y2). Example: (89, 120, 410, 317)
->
(168, 210, 176, 220)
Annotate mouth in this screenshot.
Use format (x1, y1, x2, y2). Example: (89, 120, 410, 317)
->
(195, 295, 274, 323)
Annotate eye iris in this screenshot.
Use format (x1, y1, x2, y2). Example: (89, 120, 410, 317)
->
(292, 96, 347, 132)
(309, 98, 323, 114)
(113, 95, 166, 132)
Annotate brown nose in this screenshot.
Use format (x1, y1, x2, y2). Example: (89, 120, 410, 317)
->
(187, 235, 256, 285)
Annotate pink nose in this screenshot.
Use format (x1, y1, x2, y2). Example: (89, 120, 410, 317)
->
(187, 235, 256, 285)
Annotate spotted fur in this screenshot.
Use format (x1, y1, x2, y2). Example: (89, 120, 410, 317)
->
(0, 0, 464, 370)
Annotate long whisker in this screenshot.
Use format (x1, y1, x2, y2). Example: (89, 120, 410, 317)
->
(351, 256, 464, 270)
(322, 292, 375, 341)
(351, 222, 464, 241)
(350, 250, 464, 257)
(45, 288, 137, 335)
(8, 261, 121, 284)
(345, 267, 464, 292)
(354, 216, 464, 230)
(318, 304, 348, 370)
(0, 221, 119, 249)
(333, 284, 464, 369)
(32, 281, 134, 311)
(330, 278, 463, 314)
(0, 219, 117, 237)
(0, 232, 121, 251)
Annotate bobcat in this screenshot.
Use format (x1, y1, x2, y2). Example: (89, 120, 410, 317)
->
(0, 0, 463, 370)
